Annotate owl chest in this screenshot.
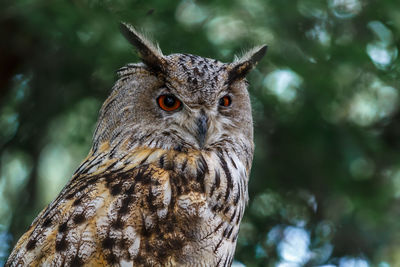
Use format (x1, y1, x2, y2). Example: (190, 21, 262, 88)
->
(156, 150, 249, 261)
(82, 150, 249, 265)
(160, 150, 248, 221)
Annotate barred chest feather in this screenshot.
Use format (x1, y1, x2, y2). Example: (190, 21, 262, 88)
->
(7, 144, 252, 267)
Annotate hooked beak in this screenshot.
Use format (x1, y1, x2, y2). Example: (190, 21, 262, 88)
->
(196, 111, 208, 148)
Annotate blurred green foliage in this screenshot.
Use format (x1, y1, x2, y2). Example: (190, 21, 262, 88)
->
(1, 0, 400, 266)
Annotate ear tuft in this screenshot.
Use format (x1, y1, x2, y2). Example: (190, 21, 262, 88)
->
(119, 22, 166, 72)
(227, 45, 267, 84)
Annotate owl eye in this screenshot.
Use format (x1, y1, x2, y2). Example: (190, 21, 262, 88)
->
(219, 95, 231, 107)
(157, 94, 182, 111)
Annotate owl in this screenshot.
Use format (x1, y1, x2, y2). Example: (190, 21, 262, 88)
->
(6, 23, 266, 266)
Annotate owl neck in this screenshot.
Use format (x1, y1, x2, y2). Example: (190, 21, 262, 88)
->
(74, 142, 252, 204)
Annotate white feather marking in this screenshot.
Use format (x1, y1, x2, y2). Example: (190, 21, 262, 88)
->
(144, 215, 153, 228)
(86, 165, 98, 174)
(177, 192, 207, 217)
(125, 226, 140, 258)
(162, 176, 171, 205)
(120, 260, 133, 267)
(157, 207, 168, 219)
(113, 160, 124, 170)
(146, 149, 163, 163)
(77, 227, 96, 260)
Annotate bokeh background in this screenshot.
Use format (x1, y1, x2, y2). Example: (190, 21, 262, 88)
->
(1, 0, 400, 266)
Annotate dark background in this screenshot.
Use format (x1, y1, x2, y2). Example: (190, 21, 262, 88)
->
(1, 0, 400, 266)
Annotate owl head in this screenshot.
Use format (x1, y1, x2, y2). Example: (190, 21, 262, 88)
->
(92, 23, 266, 155)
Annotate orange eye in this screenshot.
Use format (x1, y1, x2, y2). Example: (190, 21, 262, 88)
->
(219, 95, 231, 107)
(157, 94, 182, 111)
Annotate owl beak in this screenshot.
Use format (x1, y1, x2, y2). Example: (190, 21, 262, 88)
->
(196, 111, 208, 148)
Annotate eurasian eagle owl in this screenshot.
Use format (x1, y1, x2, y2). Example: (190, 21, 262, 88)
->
(6, 22, 267, 266)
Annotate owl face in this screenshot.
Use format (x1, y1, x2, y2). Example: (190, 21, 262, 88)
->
(92, 23, 266, 154)
(149, 54, 254, 151)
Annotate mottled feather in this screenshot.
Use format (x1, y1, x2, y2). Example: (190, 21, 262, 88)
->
(6, 23, 266, 267)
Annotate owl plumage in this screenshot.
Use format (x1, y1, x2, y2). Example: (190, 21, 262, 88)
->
(6, 23, 266, 266)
